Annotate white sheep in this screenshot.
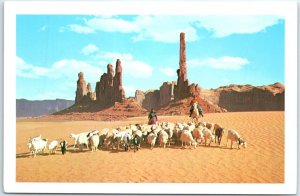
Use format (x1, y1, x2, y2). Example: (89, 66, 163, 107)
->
(88, 134, 100, 152)
(147, 132, 157, 150)
(180, 131, 197, 149)
(48, 140, 58, 154)
(158, 130, 169, 148)
(28, 138, 48, 157)
(98, 128, 109, 147)
(202, 127, 215, 146)
(28, 134, 42, 142)
(103, 129, 119, 150)
(173, 122, 184, 145)
(114, 131, 132, 151)
(192, 126, 204, 143)
(69, 132, 85, 148)
(226, 129, 247, 149)
(76, 132, 90, 151)
(199, 122, 214, 131)
(86, 130, 100, 138)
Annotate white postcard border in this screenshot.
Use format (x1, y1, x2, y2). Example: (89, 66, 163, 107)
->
(4, 0, 298, 194)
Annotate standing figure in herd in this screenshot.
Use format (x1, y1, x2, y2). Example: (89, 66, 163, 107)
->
(189, 95, 204, 123)
(148, 108, 158, 125)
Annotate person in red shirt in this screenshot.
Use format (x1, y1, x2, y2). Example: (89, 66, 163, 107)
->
(189, 95, 204, 117)
(148, 108, 158, 125)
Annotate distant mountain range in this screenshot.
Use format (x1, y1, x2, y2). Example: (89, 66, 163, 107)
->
(16, 99, 74, 118)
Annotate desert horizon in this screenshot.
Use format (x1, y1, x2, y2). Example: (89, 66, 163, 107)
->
(13, 10, 286, 190)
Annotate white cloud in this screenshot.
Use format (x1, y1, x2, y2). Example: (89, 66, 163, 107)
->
(50, 59, 103, 83)
(196, 16, 281, 37)
(17, 56, 50, 78)
(81, 44, 99, 56)
(60, 24, 95, 34)
(97, 52, 133, 61)
(62, 15, 199, 43)
(188, 56, 249, 70)
(124, 60, 153, 78)
(159, 67, 176, 77)
(61, 15, 281, 42)
(95, 51, 153, 78)
(38, 25, 48, 32)
(85, 17, 140, 33)
(131, 16, 199, 43)
(16, 56, 103, 83)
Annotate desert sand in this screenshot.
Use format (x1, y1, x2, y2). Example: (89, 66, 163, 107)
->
(16, 111, 284, 183)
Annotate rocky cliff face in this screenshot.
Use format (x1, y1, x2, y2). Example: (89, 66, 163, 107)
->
(157, 96, 225, 116)
(200, 83, 284, 111)
(159, 81, 176, 106)
(75, 72, 87, 104)
(135, 90, 145, 106)
(113, 59, 125, 103)
(135, 81, 176, 111)
(93, 59, 125, 107)
(143, 90, 160, 110)
(87, 83, 96, 101)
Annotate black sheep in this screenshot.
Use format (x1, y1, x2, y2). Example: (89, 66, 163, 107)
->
(133, 135, 141, 152)
(60, 140, 67, 155)
(215, 128, 224, 145)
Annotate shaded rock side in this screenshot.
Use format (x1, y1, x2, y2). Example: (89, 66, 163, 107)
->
(143, 90, 160, 110)
(87, 83, 96, 101)
(75, 72, 87, 104)
(135, 81, 176, 111)
(50, 98, 147, 121)
(157, 96, 225, 116)
(200, 83, 285, 111)
(159, 81, 176, 106)
(135, 90, 145, 106)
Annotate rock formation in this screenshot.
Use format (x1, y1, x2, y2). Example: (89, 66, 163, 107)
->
(174, 32, 200, 100)
(75, 72, 87, 104)
(144, 90, 160, 110)
(135, 90, 160, 110)
(104, 64, 114, 105)
(113, 59, 125, 102)
(87, 83, 96, 101)
(135, 81, 176, 111)
(94, 59, 125, 107)
(159, 81, 175, 106)
(135, 90, 145, 106)
(200, 83, 284, 111)
(174, 32, 190, 100)
(157, 96, 225, 116)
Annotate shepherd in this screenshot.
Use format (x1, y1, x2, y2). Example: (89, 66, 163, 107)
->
(148, 108, 158, 125)
(189, 95, 204, 123)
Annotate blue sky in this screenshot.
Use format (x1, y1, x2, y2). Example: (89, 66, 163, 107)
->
(16, 15, 284, 100)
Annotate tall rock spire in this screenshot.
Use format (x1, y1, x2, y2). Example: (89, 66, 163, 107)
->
(174, 32, 190, 100)
(179, 32, 187, 81)
(75, 72, 87, 104)
(113, 59, 125, 102)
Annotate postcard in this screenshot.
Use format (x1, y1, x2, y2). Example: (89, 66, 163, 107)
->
(3, 0, 298, 194)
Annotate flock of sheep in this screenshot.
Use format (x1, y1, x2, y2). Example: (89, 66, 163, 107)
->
(26, 121, 247, 158)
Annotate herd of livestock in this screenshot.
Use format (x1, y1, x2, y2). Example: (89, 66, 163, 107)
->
(26, 121, 247, 157)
